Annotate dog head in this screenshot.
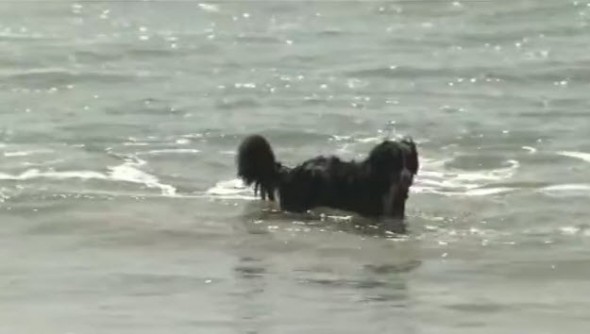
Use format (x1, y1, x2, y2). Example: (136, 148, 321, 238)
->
(367, 137, 419, 187)
(367, 137, 419, 218)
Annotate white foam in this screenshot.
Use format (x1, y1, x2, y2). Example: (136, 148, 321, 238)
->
(197, 3, 220, 12)
(22, 159, 65, 167)
(522, 146, 537, 153)
(330, 135, 352, 142)
(413, 158, 519, 197)
(0, 188, 11, 202)
(206, 178, 256, 200)
(107, 159, 176, 196)
(137, 148, 200, 155)
(3, 149, 53, 157)
(560, 226, 581, 235)
(0, 169, 106, 181)
(539, 184, 590, 197)
(557, 151, 590, 163)
(413, 186, 514, 197)
(464, 187, 515, 196)
(336, 143, 353, 154)
(0, 159, 177, 196)
(122, 142, 151, 147)
(357, 136, 381, 144)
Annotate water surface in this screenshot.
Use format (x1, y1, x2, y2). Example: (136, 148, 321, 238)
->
(1, 1, 590, 333)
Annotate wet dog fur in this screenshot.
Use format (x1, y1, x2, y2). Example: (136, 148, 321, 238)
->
(236, 134, 419, 223)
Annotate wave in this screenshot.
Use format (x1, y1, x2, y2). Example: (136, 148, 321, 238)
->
(407, 156, 519, 197)
(204, 139, 590, 200)
(539, 184, 590, 197)
(557, 151, 590, 163)
(206, 179, 257, 200)
(0, 68, 161, 87)
(3, 149, 54, 157)
(136, 148, 201, 155)
(205, 157, 520, 201)
(108, 158, 176, 196)
(4, 144, 582, 202)
(0, 158, 176, 196)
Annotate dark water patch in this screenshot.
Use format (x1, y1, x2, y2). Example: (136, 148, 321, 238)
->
(446, 301, 506, 314)
(345, 65, 454, 79)
(444, 154, 515, 171)
(0, 69, 159, 89)
(234, 34, 283, 45)
(364, 261, 422, 275)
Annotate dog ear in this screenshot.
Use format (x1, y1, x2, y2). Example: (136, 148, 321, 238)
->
(401, 137, 419, 175)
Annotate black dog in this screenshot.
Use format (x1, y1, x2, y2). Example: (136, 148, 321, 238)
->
(236, 134, 419, 221)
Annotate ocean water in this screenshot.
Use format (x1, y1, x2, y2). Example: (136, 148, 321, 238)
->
(1, 1, 590, 333)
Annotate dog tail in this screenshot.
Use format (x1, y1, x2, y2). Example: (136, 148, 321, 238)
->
(237, 134, 280, 201)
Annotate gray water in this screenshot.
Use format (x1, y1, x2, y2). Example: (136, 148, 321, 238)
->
(1, 1, 590, 333)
